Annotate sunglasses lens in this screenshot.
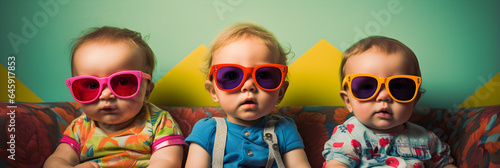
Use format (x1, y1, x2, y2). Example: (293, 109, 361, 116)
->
(110, 74, 139, 97)
(72, 79, 100, 102)
(255, 67, 282, 90)
(351, 76, 378, 99)
(216, 66, 244, 90)
(389, 78, 416, 101)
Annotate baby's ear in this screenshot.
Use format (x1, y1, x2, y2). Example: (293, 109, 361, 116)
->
(340, 90, 353, 113)
(415, 92, 422, 103)
(144, 81, 155, 100)
(276, 81, 289, 105)
(205, 80, 219, 103)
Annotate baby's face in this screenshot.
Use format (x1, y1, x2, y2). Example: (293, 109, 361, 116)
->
(341, 48, 417, 134)
(206, 36, 287, 126)
(73, 41, 150, 125)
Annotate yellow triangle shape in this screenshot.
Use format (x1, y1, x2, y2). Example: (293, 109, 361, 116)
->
(148, 45, 219, 107)
(0, 64, 43, 103)
(279, 39, 344, 106)
(458, 72, 500, 108)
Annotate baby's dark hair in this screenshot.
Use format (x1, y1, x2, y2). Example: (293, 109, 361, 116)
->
(340, 36, 421, 82)
(340, 36, 424, 96)
(70, 26, 156, 76)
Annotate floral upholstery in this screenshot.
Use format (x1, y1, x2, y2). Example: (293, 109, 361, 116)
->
(0, 102, 82, 168)
(0, 102, 499, 168)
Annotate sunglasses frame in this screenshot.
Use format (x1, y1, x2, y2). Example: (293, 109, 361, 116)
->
(209, 63, 287, 92)
(342, 74, 421, 103)
(66, 70, 151, 103)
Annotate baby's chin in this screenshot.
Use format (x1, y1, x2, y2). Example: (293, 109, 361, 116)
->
(96, 115, 136, 125)
(228, 114, 267, 125)
(236, 115, 265, 122)
(367, 123, 406, 134)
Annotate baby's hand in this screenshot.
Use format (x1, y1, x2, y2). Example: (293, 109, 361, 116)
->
(74, 161, 99, 168)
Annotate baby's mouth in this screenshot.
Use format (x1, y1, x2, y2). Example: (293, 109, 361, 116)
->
(101, 106, 117, 112)
(376, 110, 391, 114)
(375, 109, 392, 118)
(241, 100, 256, 105)
(240, 98, 257, 109)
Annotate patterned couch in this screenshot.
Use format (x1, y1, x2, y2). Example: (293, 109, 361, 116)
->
(0, 102, 499, 168)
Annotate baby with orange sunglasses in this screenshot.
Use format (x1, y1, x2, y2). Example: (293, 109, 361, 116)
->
(44, 26, 185, 168)
(323, 36, 456, 168)
(185, 22, 310, 168)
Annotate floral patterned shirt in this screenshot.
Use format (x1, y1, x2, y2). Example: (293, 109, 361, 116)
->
(60, 103, 185, 168)
(323, 117, 454, 168)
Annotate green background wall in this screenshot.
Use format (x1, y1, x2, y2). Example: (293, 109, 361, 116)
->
(1, 0, 499, 109)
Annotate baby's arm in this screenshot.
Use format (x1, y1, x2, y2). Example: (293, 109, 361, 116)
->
(283, 147, 311, 168)
(324, 159, 350, 168)
(147, 108, 186, 167)
(275, 117, 310, 167)
(149, 144, 183, 168)
(426, 131, 457, 168)
(185, 143, 211, 168)
(322, 124, 360, 168)
(184, 118, 217, 168)
(43, 143, 98, 168)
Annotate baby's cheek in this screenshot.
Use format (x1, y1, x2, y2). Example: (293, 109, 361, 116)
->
(81, 104, 96, 114)
(352, 101, 373, 114)
(393, 103, 414, 119)
(261, 91, 280, 107)
(80, 104, 101, 120)
(123, 98, 144, 111)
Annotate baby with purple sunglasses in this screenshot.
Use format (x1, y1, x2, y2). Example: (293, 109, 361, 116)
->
(323, 36, 456, 168)
(185, 22, 311, 168)
(44, 26, 185, 168)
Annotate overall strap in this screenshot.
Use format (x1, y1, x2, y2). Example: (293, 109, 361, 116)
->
(213, 117, 227, 168)
(263, 116, 285, 168)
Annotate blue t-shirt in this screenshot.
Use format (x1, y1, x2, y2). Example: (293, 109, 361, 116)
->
(186, 115, 304, 168)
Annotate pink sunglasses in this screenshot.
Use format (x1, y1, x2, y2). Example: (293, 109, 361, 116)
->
(66, 70, 151, 103)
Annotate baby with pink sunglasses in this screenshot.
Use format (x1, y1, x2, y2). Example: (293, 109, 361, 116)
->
(323, 36, 456, 168)
(185, 22, 310, 168)
(44, 26, 185, 168)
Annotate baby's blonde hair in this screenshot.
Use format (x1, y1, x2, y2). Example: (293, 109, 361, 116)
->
(202, 22, 289, 78)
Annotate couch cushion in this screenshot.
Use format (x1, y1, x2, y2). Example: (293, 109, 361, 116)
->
(0, 102, 82, 168)
(164, 106, 349, 168)
(1, 102, 499, 168)
(451, 105, 500, 167)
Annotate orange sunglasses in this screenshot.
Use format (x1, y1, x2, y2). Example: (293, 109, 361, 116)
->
(342, 74, 421, 103)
